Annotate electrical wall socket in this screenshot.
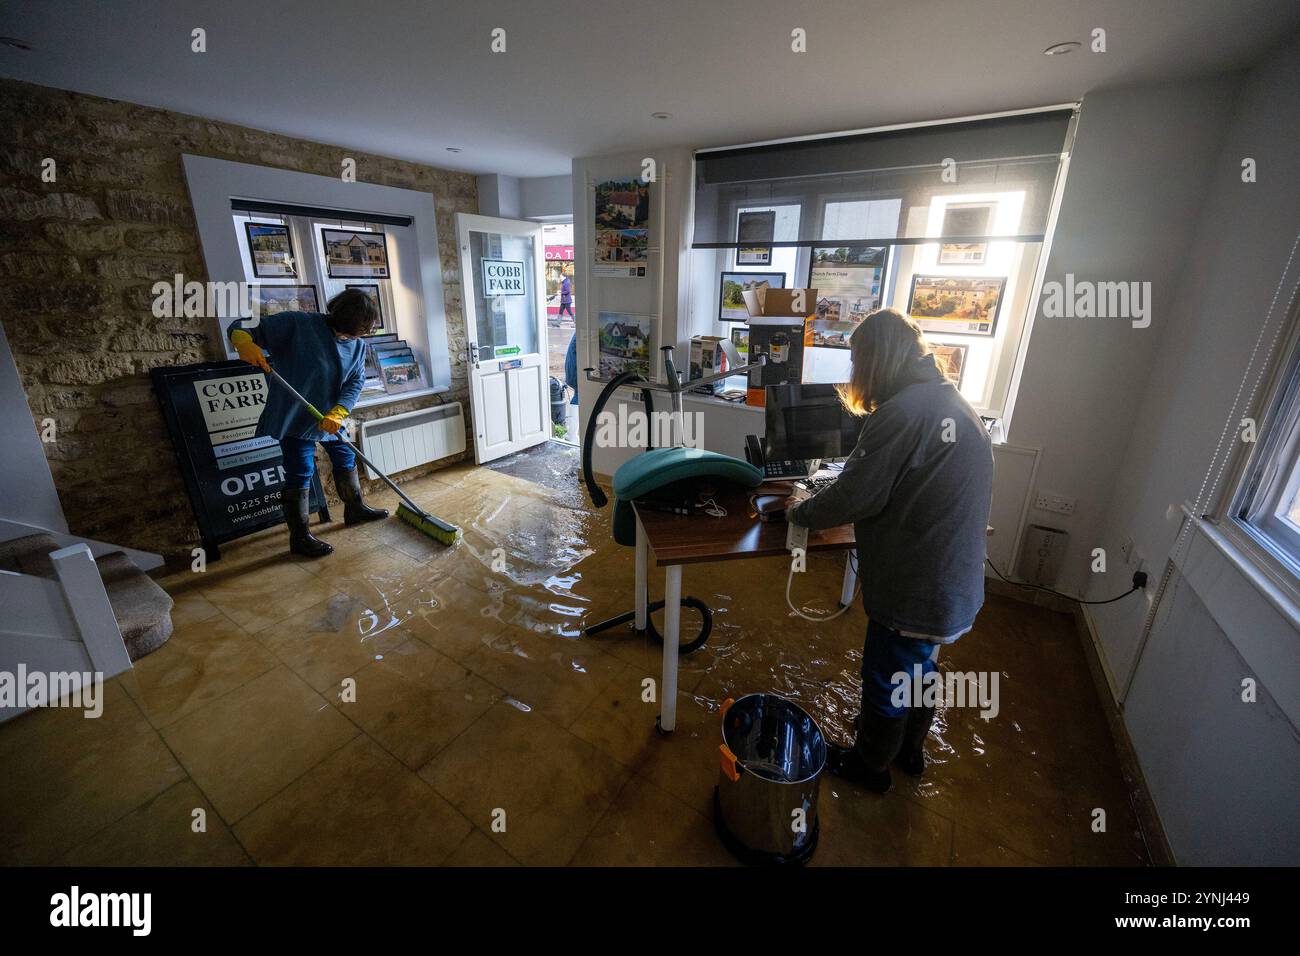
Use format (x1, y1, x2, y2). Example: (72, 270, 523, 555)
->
(1034, 492, 1077, 516)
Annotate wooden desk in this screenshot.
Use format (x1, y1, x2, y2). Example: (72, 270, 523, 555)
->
(631, 481, 856, 733)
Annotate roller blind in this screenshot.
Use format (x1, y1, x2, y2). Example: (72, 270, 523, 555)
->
(692, 108, 1074, 247)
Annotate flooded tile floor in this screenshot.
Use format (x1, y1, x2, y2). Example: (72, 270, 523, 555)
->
(0, 451, 1152, 866)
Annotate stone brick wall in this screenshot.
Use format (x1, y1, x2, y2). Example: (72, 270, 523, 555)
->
(0, 79, 477, 565)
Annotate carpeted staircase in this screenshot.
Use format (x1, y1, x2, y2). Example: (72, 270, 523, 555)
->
(0, 533, 173, 660)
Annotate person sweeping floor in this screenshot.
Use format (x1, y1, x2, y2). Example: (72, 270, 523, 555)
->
(228, 288, 388, 558)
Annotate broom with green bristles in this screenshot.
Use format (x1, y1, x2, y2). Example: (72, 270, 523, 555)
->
(265, 367, 461, 546)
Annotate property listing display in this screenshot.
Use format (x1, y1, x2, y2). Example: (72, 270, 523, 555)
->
(244, 222, 297, 278)
(255, 284, 319, 316)
(361, 333, 427, 397)
(807, 245, 887, 330)
(938, 202, 995, 265)
(907, 275, 1006, 336)
(736, 209, 775, 265)
(320, 227, 391, 278)
(151, 361, 328, 559)
(930, 343, 968, 386)
(593, 178, 650, 278)
(719, 271, 785, 321)
(596, 311, 652, 377)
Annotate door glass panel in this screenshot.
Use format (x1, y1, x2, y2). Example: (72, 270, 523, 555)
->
(469, 230, 539, 359)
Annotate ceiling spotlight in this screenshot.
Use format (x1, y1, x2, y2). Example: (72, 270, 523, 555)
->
(0, 36, 33, 51)
(1043, 41, 1081, 56)
(651, 112, 671, 120)
(445, 147, 463, 153)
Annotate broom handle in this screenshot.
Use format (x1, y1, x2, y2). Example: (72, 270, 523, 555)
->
(265, 367, 426, 516)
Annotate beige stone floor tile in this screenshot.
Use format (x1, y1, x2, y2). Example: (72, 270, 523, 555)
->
(330, 638, 499, 770)
(419, 701, 630, 866)
(630, 693, 727, 819)
(160, 665, 358, 823)
(951, 824, 1042, 866)
(196, 559, 343, 634)
(235, 736, 471, 865)
(59, 780, 250, 867)
(118, 611, 279, 727)
(568, 658, 681, 769)
(166, 587, 222, 629)
(813, 779, 954, 866)
(0, 683, 186, 864)
(441, 828, 521, 867)
(570, 777, 737, 866)
(463, 626, 626, 727)
(254, 591, 415, 693)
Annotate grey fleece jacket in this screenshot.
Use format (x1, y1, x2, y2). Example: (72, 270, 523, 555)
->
(787, 359, 993, 637)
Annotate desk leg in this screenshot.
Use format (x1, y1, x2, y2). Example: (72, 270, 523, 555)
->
(840, 551, 857, 607)
(659, 563, 682, 734)
(635, 519, 648, 632)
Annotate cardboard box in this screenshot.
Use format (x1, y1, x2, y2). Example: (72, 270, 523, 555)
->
(741, 286, 817, 318)
(689, 335, 727, 394)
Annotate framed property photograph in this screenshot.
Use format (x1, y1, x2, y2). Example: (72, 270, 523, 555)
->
(346, 283, 384, 326)
(244, 222, 296, 278)
(930, 343, 968, 386)
(255, 284, 319, 316)
(806, 245, 887, 326)
(938, 202, 995, 265)
(718, 271, 785, 321)
(736, 210, 775, 266)
(378, 349, 426, 394)
(597, 311, 652, 378)
(320, 228, 390, 278)
(907, 275, 1006, 337)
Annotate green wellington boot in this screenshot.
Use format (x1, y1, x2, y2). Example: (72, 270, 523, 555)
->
(334, 466, 388, 525)
(827, 710, 908, 794)
(283, 487, 334, 558)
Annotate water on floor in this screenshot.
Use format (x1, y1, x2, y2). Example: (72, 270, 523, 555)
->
(0, 451, 1152, 867)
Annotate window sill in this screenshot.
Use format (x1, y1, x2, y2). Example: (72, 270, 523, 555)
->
(354, 385, 450, 411)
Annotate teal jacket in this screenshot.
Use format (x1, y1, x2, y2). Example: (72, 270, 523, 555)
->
(227, 311, 365, 442)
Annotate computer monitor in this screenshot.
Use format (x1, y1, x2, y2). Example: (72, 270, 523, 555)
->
(764, 383, 861, 462)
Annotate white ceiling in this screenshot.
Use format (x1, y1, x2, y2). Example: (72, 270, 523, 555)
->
(2, 0, 1297, 178)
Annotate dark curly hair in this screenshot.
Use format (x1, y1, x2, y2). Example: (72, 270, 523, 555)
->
(325, 287, 379, 336)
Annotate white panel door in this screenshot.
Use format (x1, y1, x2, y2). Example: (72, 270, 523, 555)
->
(456, 213, 550, 463)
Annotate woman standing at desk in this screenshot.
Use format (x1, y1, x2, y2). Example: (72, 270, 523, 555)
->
(786, 308, 993, 793)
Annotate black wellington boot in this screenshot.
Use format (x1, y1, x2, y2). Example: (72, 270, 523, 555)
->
(283, 487, 334, 558)
(894, 704, 937, 777)
(334, 467, 388, 525)
(827, 710, 908, 794)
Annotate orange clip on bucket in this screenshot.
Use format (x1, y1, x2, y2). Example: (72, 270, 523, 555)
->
(719, 742, 741, 782)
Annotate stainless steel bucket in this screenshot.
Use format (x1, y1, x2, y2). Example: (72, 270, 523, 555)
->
(715, 693, 827, 865)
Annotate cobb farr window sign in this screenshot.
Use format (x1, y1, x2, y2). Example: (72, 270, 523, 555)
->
(481, 258, 526, 295)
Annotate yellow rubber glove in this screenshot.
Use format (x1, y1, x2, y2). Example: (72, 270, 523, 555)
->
(230, 329, 270, 372)
(320, 404, 349, 435)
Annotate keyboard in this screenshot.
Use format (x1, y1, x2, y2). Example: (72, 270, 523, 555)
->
(763, 459, 816, 479)
(795, 474, 838, 495)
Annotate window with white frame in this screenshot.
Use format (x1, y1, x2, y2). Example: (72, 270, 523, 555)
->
(1230, 293, 1300, 582)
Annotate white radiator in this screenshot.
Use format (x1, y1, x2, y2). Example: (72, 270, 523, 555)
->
(358, 401, 466, 479)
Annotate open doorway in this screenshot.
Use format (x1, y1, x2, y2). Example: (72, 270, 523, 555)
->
(543, 222, 579, 445)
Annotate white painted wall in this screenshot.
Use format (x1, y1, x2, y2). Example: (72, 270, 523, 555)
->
(1084, 34, 1300, 864)
(479, 173, 573, 220)
(1005, 75, 1238, 599)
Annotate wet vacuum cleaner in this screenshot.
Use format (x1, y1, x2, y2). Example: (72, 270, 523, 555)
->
(267, 367, 460, 546)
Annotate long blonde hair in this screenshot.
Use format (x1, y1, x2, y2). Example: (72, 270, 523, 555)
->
(836, 308, 933, 416)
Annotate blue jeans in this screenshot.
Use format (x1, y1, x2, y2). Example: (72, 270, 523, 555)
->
(861, 618, 941, 718)
(280, 436, 355, 491)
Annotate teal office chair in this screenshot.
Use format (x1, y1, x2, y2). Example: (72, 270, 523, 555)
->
(580, 346, 765, 653)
